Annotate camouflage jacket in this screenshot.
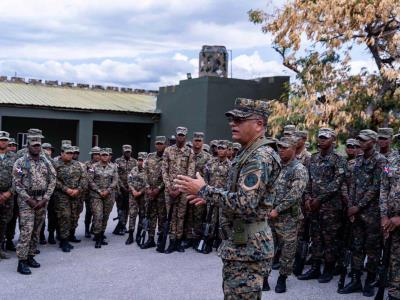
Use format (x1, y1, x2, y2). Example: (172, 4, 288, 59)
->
(273, 159, 308, 215)
(296, 148, 311, 169)
(115, 156, 137, 190)
(198, 137, 281, 262)
(193, 150, 212, 177)
(382, 149, 399, 165)
(380, 156, 400, 218)
(341, 157, 357, 205)
(144, 152, 164, 190)
(128, 166, 146, 192)
(350, 151, 387, 210)
(54, 159, 85, 194)
(205, 157, 231, 188)
(305, 149, 347, 210)
(88, 162, 118, 194)
(0, 151, 16, 193)
(162, 145, 196, 191)
(12, 153, 56, 201)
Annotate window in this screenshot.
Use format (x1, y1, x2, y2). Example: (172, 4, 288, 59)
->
(17, 133, 27, 150)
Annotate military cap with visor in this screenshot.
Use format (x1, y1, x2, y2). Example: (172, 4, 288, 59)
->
(225, 98, 270, 119)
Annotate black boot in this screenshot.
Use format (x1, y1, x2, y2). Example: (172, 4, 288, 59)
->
(275, 275, 287, 293)
(39, 230, 47, 245)
(297, 260, 321, 280)
(94, 234, 102, 249)
(60, 240, 71, 253)
(48, 231, 56, 245)
(69, 230, 81, 243)
(165, 239, 177, 254)
(113, 222, 124, 236)
(363, 272, 376, 297)
(156, 234, 165, 253)
(262, 277, 270, 291)
(85, 223, 91, 238)
(17, 260, 31, 275)
(176, 239, 185, 253)
(293, 253, 305, 276)
(141, 237, 156, 249)
(318, 262, 335, 283)
(272, 249, 281, 270)
(27, 256, 40, 268)
(135, 226, 142, 244)
(118, 225, 127, 235)
(388, 296, 400, 300)
(6, 240, 16, 251)
(338, 270, 362, 294)
(101, 232, 108, 245)
(125, 230, 134, 245)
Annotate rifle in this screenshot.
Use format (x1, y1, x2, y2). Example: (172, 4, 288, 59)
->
(375, 234, 392, 300)
(139, 200, 150, 247)
(338, 220, 353, 291)
(196, 204, 214, 253)
(293, 215, 311, 276)
(157, 202, 174, 252)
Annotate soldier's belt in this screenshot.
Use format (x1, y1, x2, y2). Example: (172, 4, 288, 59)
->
(28, 190, 46, 197)
(232, 220, 267, 245)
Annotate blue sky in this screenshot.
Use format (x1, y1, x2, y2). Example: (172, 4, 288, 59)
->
(0, 0, 375, 90)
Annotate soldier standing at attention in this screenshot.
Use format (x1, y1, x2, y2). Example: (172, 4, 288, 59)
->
(7, 138, 18, 153)
(294, 130, 311, 167)
(0, 131, 16, 260)
(144, 136, 167, 251)
(377, 128, 399, 164)
(13, 134, 56, 275)
(114, 145, 137, 236)
(175, 98, 281, 300)
(162, 127, 195, 254)
(339, 130, 387, 297)
(88, 148, 118, 249)
(54, 145, 85, 252)
(266, 136, 308, 293)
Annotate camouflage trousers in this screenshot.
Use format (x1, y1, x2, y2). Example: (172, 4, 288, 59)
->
(222, 259, 270, 300)
(6, 196, 18, 241)
(128, 194, 145, 232)
(90, 194, 115, 235)
(147, 192, 166, 238)
(116, 189, 129, 227)
(389, 230, 400, 299)
(167, 193, 188, 240)
(16, 196, 47, 260)
(309, 208, 342, 263)
(351, 209, 382, 273)
(269, 213, 299, 276)
(54, 192, 80, 239)
(184, 202, 205, 239)
(0, 196, 14, 243)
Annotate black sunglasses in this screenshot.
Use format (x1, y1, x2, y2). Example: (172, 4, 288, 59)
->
(227, 116, 260, 124)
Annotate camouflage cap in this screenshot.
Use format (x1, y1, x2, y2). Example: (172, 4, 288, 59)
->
(358, 129, 378, 141)
(138, 152, 148, 160)
(8, 138, 17, 145)
(27, 136, 42, 146)
(346, 138, 360, 147)
(99, 148, 109, 155)
(277, 136, 298, 148)
(63, 145, 75, 154)
(186, 141, 193, 148)
(294, 130, 308, 139)
(89, 146, 101, 154)
(41, 143, 53, 149)
(193, 132, 204, 140)
(106, 147, 113, 154)
(210, 140, 218, 147)
(61, 140, 72, 147)
(122, 144, 132, 152)
(227, 141, 233, 149)
(377, 128, 394, 139)
(0, 131, 10, 141)
(217, 140, 228, 149)
(155, 136, 167, 144)
(232, 142, 241, 150)
(225, 98, 270, 119)
(202, 144, 210, 152)
(72, 146, 80, 153)
(27, 128, 44, 138)
(266, 137, 278, 145)
(283, 125, 296, 135)
(318, 128, 335, 139)
(176, 126, 188, 136)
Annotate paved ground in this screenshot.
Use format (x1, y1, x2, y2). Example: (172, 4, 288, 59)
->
(0, 208, 367, 300)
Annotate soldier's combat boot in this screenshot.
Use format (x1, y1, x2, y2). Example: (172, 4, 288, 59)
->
(275, 275, 287, 293)
(85, 223, 91, 238)
(338, 270, 362, 294)
(318, 262, 335, 283)
(135, 225, 142, 244)
(293, 253, 304, 276)
(112, 222, 122, 236)
(272, 249, 281, 270)
(94, 234, 102, 249)
(39, 230, 47, 245)
(156, 234, 164, 253)
(176, 239, 185, 253)
(362, 272, 376, 297)
(165, 239, 177, 254)
(60, 240, 71, 253)
(17, 260, 32, 275)
(297, 260, 321, 280)
(27, 256, 40, 268)
(6, 239, 16, 252)
(141, 237, 156, 249)
(48, 231, 56, 245)
(262, 277, 270, 291)
(118, 225, 127, 235)
(101, 232, 108, 245)
(69, 230, 81, 243)
(125, 230, 134, 245)
(0, 248, 10, 259)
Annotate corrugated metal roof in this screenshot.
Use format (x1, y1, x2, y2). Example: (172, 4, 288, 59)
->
(0, 82, 158, 114)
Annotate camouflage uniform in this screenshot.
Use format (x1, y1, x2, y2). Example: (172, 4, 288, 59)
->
(380, 155, 400, 299)
(88, 157, 118, 236)
(162, 130, 196, 241)
(13, 149, 56, 260)
(198, 98, 281, 299)
(71, 146, 87, 231)
(127, 161, 146, 233)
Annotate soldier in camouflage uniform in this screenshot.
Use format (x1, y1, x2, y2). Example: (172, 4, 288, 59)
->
(162, 127, 196, 253)
(7, 138, 18, 153)
(88, 148, 118, 249)
(298, 128, 347, 283)
(378, 128, 399, 164)
(184, 132, 211, 248)
(126, 152, 147, 245)
(54, 145, 85, 252)
(232, 143, 241, 159)
(13, 135, 56, 275)
(144, 136, 167, 250)
(294, 130, 311, 167)
(266, 136, 308, 293)
(83, 146, 101, 238)
(210, 140, 219, 157)
(114, 145, 137, 236)
(226, 141, 234, 161)
(0, 131, 16, 260)
(339, 130, 387, 297)
(176, 98, 281, 300)
(380, 153, 400, 300)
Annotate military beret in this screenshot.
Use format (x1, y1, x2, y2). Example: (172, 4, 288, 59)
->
(155, 136, 167, 144)
(0, 131, 10, 141)
(202, 144, 210, 152)
(283, 125, 296, 136)
(358, 129, 378, 141)
(138, 152, 148, 160)
(176, 126, 188, 136)
(193, 132, 204, 140)
(225, 98, 270, 119)
(346, 138, 360, 147)
(41, 143, 54, 149)
(377, 128, 394, 139)
(27, 128, 44, 138)
(122, 144, 132, 152)
(277, 136, 298, 148)
(232, 142, 241, 150)
(89, 146, 101, 154)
